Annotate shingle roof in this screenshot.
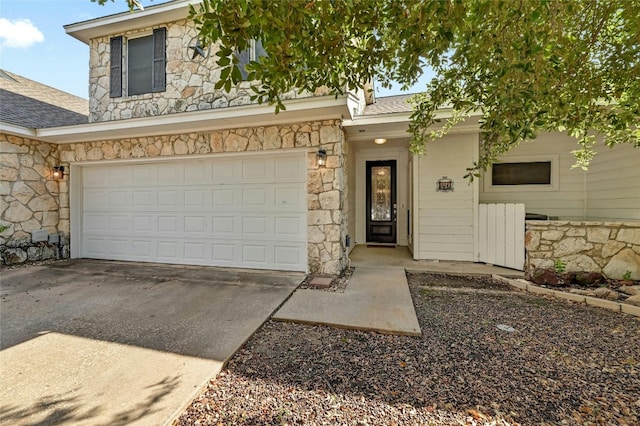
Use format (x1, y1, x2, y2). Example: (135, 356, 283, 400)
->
(0, 69, 88, 128)
(362, 94, 416, 116)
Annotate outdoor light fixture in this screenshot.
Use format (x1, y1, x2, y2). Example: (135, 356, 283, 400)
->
(374, 138, 388, 145)
(316, 148, 327, 167)
(53, 166, 65, 179)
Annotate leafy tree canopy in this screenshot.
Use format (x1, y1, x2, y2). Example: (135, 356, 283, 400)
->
(119, 0, 640, 177)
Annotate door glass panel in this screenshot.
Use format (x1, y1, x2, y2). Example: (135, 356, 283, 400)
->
(371, 166, 391, 221)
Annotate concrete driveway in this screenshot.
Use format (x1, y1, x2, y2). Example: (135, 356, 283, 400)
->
(0, 259, 303, 426)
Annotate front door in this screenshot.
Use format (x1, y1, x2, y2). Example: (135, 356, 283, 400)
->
(366, 160, 397, 244)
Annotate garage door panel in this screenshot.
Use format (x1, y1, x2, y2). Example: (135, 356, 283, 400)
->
(81, 153, 307, 271)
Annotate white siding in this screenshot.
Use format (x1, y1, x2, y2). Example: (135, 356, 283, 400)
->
(416, 133, 478, 261)
(479, 133, 587, 219)
(586, 143, 640, 219)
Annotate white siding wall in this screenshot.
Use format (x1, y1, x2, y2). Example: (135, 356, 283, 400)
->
(415, 133, 478, 261)
(346, 141, 357, 253)
(479, 133, 586, 219)
(586, 143, 640, 219)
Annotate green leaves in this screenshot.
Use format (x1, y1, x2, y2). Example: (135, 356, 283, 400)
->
(187, 0, 639, 174)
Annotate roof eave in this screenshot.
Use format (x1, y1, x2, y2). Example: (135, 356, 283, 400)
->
(64, 0, 199, 44)
(0, 121, 37, 139)
(35, 95, 349, 144)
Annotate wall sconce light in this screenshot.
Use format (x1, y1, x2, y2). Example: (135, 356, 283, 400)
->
(53, 166, 65, 179)
(316, 148, 327, 167)
(374, 138, 387, 145)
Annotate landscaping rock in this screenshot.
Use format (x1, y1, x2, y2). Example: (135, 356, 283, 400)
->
(619, 286, 640, 296)
(530, 269, 565, 286)
(625, 295, 640, 307)
(574, 271, 605, 287)
(593, 287, 620, 301)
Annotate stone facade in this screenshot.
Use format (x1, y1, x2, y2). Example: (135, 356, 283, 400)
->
(1, 121, 348, 274)
(525, 221, 640, 279)
(1, 133, 66, 264)
(89, 19, 328, 123)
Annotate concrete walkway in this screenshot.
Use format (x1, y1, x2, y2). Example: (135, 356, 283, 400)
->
(274, 266, 422, 336)
(275, 245, 523, 336)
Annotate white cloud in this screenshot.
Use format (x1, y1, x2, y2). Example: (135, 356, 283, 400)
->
(0, 18, 44, 48)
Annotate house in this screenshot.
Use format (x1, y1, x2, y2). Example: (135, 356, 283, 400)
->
(1, 0, 639, 278)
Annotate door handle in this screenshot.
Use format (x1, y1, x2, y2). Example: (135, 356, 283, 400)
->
(393, 204, 397, 222)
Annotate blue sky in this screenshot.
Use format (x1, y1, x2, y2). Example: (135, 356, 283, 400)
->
(0, 0, 430, 99)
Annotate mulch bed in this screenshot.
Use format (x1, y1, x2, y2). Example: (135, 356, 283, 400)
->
(176, 273, 640, 426)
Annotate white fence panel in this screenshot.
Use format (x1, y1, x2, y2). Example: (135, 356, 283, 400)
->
(478, 203, 525, 270)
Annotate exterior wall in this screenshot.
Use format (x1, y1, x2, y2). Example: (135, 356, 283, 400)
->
(415, 133, 478, 261)
(480, 133, 587, 219)
(346, 137, 356, 254)
(1, 133, 66, 264)
(89, 19, 326, 123)
(525, 220, 640, 279)
(586, 143, 640, 220)
(1, 121, 348, 274)
(60, 120, 346, 274)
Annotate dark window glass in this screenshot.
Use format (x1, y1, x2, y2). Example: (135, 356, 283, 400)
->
(128, 35, 153, 95)
(235, 40, 267, 80)
(492, 162, 552, 185)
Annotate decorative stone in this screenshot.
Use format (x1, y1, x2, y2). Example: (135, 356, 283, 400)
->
(3, 248, 27, 265)
(525, 231, 540, 251)
(587, 228, 610, 243)
(529, 269, 565, 286)
(593, 287, 620, 300)
(12, 181, 35, 204)
(308, 210, 332, 225)
(553, 238, 593, 257)
(308, 226, 325, 243)
(617, 228, 640, 245)
(602, 240, 626, 258)
(541, 230, 564, 241)
(324, 224, 340, 242)
(603, 249, 640, 280)
(619, 286, 640, 296)
(319, 190, 340, 210)
(4, 202, 32, 222)
(28, 194, 57, 212)
(574, 271, 605, 286)
(563, 254, 600, 272)
(624, 295, 640, 307)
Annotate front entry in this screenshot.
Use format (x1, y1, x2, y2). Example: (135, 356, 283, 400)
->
(366, 160, 397, 244)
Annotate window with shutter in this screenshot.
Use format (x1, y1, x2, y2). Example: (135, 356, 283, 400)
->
(111, 28, 166, 97)
(110, 36, 123, 98)
(152, 28, 166, 92)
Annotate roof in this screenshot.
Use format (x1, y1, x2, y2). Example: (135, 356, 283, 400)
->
(0, 70, 88, 129)
(362, 94, 416, 116)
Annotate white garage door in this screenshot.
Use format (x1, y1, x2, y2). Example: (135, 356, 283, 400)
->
(80, 152, 307, 271)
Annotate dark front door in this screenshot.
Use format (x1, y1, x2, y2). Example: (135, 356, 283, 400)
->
(366, 160, 397, 244)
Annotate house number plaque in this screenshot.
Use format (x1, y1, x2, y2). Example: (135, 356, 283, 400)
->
(436, 176, 454, 192)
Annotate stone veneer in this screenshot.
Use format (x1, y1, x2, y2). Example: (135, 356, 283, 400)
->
(89, 19, 328, 123)
(1, 121, 348, 274)
(525, 221, 640, 280)
(1, 134, 66, 264)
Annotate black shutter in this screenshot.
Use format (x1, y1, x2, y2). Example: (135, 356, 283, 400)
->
(152, 28, 166, 92)
(109, 36, 122, 98)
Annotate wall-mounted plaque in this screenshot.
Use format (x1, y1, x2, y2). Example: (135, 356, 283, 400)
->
(436, 176, 454, 192)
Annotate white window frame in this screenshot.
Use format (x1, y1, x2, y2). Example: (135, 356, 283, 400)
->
(483, 154, 560, 192)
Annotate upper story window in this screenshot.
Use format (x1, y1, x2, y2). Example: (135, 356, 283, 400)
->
(235, 39, 266, 80)
(110, 28, 166, 97)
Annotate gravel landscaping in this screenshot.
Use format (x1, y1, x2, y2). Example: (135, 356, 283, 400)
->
(176, 273, 640, 425)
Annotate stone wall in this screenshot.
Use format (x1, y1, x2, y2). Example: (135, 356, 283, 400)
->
(1, 133, 66, 264)
(89, 19, 327, 123)
(525, 221, 640, 279)
(56, 119, 348, 274)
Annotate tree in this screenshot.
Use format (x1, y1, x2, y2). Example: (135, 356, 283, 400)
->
(118, 0, 640, 178)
